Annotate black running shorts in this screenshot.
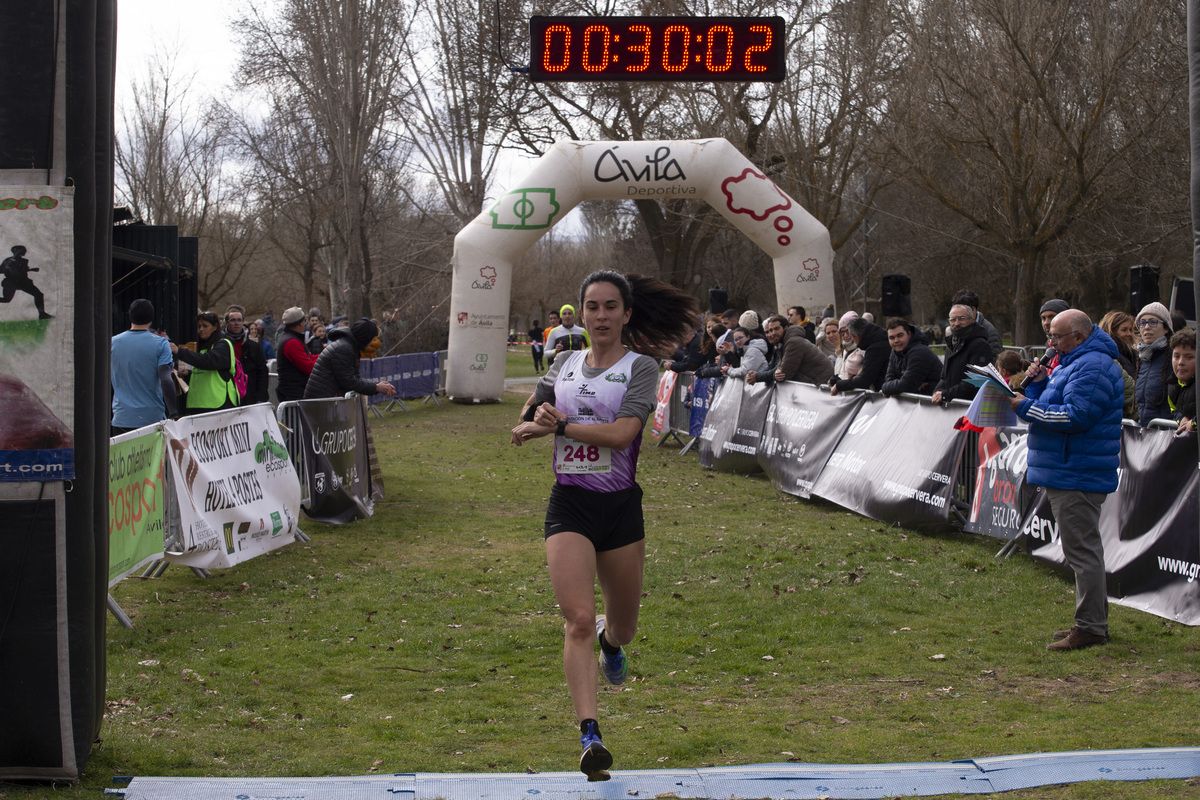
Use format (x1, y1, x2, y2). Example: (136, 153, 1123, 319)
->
(544, 482, 645, 551)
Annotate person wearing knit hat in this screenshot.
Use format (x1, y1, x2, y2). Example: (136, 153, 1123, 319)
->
(1134, 301, 1175, 426)
(546, 304, 590, 364)
(1039, 299, 1071, 337)
(1036, 299, 1073, 375)
(738, 310, 761, 332)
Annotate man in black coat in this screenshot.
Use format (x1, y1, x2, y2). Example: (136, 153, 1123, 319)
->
(304, 317, 397, 399)
(932, 303, 995, 403)
(830, 317, 890, 394)
(224, 305, 270, 404)
(880, 318, 943, 397)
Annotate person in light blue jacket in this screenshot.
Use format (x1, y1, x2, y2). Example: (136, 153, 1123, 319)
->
(1010, 309, 1124, 653)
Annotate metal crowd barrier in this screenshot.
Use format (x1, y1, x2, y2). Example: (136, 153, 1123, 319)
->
(656, 370, 699, 453)
(275, 399, 310, 508)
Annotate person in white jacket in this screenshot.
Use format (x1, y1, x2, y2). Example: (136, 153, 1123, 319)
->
(723, 327, 768, 380)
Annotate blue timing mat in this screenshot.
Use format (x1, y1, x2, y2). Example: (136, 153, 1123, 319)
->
(120, 748, 1200, 800)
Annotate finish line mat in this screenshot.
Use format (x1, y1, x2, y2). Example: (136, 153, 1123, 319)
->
(120, 747, 1200, 799)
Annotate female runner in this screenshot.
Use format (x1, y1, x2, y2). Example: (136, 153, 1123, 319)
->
(512, 270, 696, 781)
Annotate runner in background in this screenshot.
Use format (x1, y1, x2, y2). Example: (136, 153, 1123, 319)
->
(511, 271, 696, 781)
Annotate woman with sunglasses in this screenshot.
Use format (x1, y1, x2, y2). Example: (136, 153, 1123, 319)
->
(511, 270, 696, 782)
(1133, 302, 1175, 427)
(170, 311, 240, 416)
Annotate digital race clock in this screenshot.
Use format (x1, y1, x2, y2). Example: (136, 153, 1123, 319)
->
(529, 16, 786, 82)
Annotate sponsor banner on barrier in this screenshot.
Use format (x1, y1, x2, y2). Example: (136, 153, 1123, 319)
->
(651, 370, 676, 440)
(361, 352, 439, 403)
(812, 394, 964, 533)
(108, 427, 166, 586)
(689, 377, 714, 438)
(964, 426, 1032, 540)
(1026, 425, 1200, 625)
(163, 405, 300, 569)
(758, 382, 866, 499)
(698, 380, 771, 473)
(297, 395, 375, 523)
(0, 185, 76, 481)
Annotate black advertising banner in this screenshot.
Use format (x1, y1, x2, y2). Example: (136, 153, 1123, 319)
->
(964, 427, 1035, 540)
(812, 395, 965, 533)
(297, 396, 374, 523)
(758, 382, 866, 498)
(698, 380, 770, 473)
(1027, 426, 1200, 625)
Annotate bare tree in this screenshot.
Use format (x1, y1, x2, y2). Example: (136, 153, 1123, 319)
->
(886, 0, 1184, 343)
(397, 0, 534, 231)
(116, 53, 258, 308)
(235, 0, 413, 320)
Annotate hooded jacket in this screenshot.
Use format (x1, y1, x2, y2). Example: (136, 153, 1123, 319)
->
(832, 322, 889, 392)
(303, 319, 383, 399)
(1016, 327, 1124, 493)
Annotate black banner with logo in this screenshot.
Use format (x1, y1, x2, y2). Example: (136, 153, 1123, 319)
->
(698, 380, 771, 473)
(964, 427, 1034, 540)
(758, 382, 866, 498)
(297, 396, 375, 523)
(1024, 426, 1200, 624)
(812, 394, 965, 533)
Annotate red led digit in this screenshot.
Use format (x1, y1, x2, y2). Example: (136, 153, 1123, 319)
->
(582, 25, 613, 72)
(662, 24, 690, 72)
(543, 24, 570, 72)
(745, 24, 772, 72)
(627, 24, 651, 72)
(705, 25, 734, 72)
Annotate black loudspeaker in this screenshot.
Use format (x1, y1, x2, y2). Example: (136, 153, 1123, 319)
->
(709, 287, 728, 314)
(881, 274, 912, 317)
(1129, 265, 1160, 314)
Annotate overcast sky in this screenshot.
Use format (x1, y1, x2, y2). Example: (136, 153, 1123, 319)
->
(115, 0, 243, 105)
(112, 0, 576, 225)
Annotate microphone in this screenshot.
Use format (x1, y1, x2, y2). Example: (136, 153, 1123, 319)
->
(1019, 347, 1057, 389)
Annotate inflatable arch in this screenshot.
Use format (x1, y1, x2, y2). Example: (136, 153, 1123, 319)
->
(446, 138, 835, 402)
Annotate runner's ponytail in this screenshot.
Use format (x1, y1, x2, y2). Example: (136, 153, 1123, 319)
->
(578, 270, 699, 357)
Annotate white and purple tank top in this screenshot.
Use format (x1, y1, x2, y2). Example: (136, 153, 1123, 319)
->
(552, 349, 642, 492)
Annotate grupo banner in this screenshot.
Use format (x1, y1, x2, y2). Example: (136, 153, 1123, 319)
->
(1025, 426, 1200, 625)
(811, 394, 965, 533)
(163, 404, 300, 569)
(297, 395, 376, 523)
(698, 379, 771, 474)
(108, 426, 166, 586)
(651, 370, 677, 440)
(758, 382, 866, 499)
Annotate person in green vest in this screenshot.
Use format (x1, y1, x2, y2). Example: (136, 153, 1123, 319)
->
(171, 311, 240, 416)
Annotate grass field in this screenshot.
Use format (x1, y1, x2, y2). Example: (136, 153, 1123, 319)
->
(4, 351, 1199, 799)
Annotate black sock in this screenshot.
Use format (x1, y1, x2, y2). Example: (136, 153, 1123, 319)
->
(581, 718, 601, 738)
(598, 630, 621, 656)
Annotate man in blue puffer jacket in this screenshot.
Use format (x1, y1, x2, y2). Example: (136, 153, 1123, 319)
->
(1009, 309, 1124, 652)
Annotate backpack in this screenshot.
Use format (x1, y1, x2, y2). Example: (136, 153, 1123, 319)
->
(233, 357, 248, 399)
(217, 339, 247, 402)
